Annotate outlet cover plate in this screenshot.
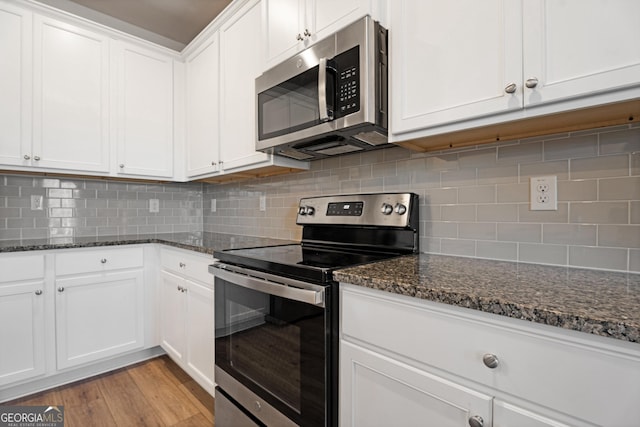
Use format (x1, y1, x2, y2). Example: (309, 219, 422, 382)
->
(530, 175, 557, 211)
(149, 199, 160, 213)
(30, 195, 43, 211)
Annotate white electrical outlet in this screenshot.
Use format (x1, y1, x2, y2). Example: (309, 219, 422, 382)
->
(259, 195, 266, 211)
(30, 195, 43, 211)
(530, 175, 558, 211)
(211, 198, 217, 213)
(149, 199, 160, 213)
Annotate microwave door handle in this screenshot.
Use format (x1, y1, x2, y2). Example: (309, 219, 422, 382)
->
(318, 57, 329, 122)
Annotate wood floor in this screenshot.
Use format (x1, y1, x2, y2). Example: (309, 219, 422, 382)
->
(5, 355, 215, 426)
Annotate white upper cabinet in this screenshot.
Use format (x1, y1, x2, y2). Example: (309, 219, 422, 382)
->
(262, 0, 306, 68)
(219, 0, 272, 171)
(0, 2, 32, 167)
(390, 0, 640, 141)
(114, 41, 175, 179)
(33, 14, 110, 173)
(263, 0, 368, 69)
(523, 0, 640, 106)
(390, 0, 523, 134)
(185, 33, 221, 178)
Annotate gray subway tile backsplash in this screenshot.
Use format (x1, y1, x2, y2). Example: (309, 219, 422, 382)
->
(1, 124, 639, 272)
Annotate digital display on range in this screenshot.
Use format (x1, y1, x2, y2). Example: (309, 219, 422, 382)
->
(326, 202, 363, 216)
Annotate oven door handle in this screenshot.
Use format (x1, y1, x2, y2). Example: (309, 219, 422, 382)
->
(211, 262, 325, 307)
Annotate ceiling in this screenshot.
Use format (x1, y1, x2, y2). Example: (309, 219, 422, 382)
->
(34, 0, 233, 51)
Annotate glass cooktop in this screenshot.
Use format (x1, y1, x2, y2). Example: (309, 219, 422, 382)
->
(214, 243, 398, 284)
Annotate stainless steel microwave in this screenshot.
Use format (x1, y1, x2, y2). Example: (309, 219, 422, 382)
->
(255, 16, 388, 161)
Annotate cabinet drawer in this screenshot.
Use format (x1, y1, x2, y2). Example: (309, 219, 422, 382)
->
(0, 253, 45, 283)
(341, 285, 640, 426)
(55, 246, 143, 276)
(160, 248, 213, 284)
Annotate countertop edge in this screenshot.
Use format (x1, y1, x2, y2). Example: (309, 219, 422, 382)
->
(334, 256, 640, 344)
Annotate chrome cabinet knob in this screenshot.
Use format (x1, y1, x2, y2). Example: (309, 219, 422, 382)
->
(504, 83, 517, 94)
(34, 156, 41, 161)
(468, 415, 484, 427)
(254, 401, 261, 412)
(177, 286, 183, 292)
(525, 77, 539, 89)
(211, 161, 217, 166)
(296, 33, 304, 41)
(35, 290, 43, 296)
(23, 154, 31, 160)
(100, 258, 107, 264)
(179, 262, 186, 268)
(57, 287, 64, 292)
(482, 353, 499, 369)
(380, 203, 393, 215)
(119, 164, 125, 168)
(303, 28, 311, 38)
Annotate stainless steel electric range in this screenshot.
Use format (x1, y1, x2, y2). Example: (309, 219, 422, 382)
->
(209, 193, 419, 427)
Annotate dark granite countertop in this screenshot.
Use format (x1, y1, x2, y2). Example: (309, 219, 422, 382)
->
(0, 232, 296, 256)
(334, 254, 640, 344)
(4, 235, 638, 344)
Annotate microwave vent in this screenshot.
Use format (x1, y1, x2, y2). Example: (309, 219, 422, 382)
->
(352, 130, 388, 146)
(277, 148, 315, 160)
(315, 144, 363, 156)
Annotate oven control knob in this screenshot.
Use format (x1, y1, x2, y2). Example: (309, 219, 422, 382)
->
(381, 203, 393, 215)
(394, 203, 407, 215)
(298, 206, 315, 216)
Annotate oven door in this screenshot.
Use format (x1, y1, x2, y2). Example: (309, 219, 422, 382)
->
(212, 263, 332, 427)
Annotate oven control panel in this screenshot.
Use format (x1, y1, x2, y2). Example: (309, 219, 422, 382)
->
(297, 193, 417, 227)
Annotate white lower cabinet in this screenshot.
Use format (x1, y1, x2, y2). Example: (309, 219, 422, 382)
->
(340, 284, 640, 427)
(341, 341, 492, 427)
(55, 270, 144, 370)
(54, 247, 145, 370)
(0, 254, 46, 387)
(159, 248, 215, 395)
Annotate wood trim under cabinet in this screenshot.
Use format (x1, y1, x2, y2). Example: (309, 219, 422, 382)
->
(396, 98, 640, 152)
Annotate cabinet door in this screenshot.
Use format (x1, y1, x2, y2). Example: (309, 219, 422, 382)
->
(184, 279, 215, 394)
(0, 2, 31, 167)
(523, 0, 640, 107)
(262, 0, 306, 67)
(341, 341, 492, 427)
(219, 0, 271, 171)
(115, 42, 174, 178)
(493, 400, 576, 427)
(390, 0, 523, 134)
(55, 270, 144, 369)
(0, 282, 45, 386)
(33, 15, 110, 173)
(159, 270, 186, 361)
(185, 34, 220, 178)
(312, 0, 366, 41)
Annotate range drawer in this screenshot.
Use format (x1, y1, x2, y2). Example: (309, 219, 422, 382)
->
(160, 247, 213, 284)
(55, 246, 144, 276)
(341, 285, 640, 426)
(0, 253, 45, 283)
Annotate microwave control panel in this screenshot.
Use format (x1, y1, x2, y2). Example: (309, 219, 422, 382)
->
(335, 46, 360, 117)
